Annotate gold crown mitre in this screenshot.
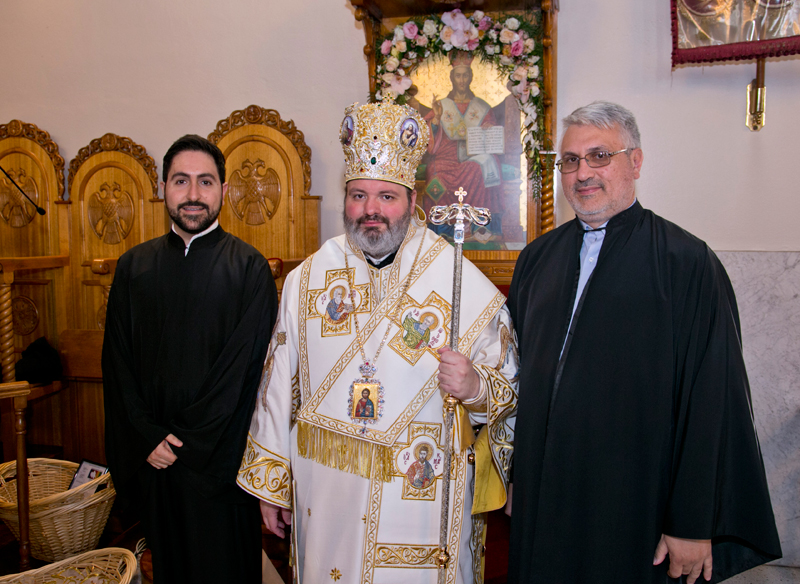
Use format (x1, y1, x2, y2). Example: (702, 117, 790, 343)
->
(340, 93, 429, 190)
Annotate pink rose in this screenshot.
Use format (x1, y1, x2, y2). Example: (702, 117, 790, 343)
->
(382, 73, 412, 95)
(512, 66, 527, 82)
(511, 39, 524, 57)
(381, 39, 393, 55)
(415, 34, 429, 47)
(478, 16, 492, 31)
(403, 21, 418, 39)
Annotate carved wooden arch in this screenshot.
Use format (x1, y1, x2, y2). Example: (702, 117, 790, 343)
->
(0, 120, 66, 202)
(208, 105, 312, 200)
(68, 133, 158, 200)
(67, 133, 167, 330)
(208, 106, 319, 264)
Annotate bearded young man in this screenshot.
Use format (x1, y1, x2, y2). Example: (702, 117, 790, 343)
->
(506, 102, 781, 584)
(103, 134, 278, 583)
(238, 96, 518, 583)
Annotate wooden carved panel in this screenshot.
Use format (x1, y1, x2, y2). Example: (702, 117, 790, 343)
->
(208, 105, 319, 262)
(0, 120, 65, 259)
(68, 133, 166, 330)
(0, 120, 69, 365)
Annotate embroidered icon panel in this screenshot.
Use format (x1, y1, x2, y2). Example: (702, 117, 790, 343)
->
(388, 291, 451, 365)
(394, 423, 445, 501)
(306, 268, 372, 337)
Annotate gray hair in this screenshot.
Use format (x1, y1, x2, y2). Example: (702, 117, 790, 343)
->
(562, 101, 641, 149)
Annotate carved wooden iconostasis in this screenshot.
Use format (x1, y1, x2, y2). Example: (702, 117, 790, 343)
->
(351, 0, 558, 288)
(0, 108, 318, 465)
(208, 105, 319, 284)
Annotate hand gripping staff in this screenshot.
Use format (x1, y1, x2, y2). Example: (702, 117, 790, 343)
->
(429, 186, 491, 583)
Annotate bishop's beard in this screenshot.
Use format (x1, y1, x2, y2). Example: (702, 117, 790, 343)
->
(343, 206, 412, 259)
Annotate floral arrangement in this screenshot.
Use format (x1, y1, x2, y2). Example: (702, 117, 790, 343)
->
(374, 9, 544, 178)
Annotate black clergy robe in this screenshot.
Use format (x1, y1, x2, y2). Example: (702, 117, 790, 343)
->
(507, 201, 781, 583)
(103, 226, 277, 583)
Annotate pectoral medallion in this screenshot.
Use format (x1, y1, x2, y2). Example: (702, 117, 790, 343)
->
(348, 361, 385, 433)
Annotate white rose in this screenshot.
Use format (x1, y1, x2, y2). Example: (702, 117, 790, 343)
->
(528, 65, 540, 79)
(500, 29, 519, 44)
(485, 45, 496, 55)
(488, 29, 498, 41)
(396, 40, 407, 53)
(472, 10, 484, 21)
(530, 84, 540, 97)
(423, 19, 437, 37)
(393, 26, 405, 41)
(505, 17, 520, 31)
(385, 56, 400, 72)
(524, 38, 535, 53)
(443, 42, 453, 51)
(528, 55, 540, 64)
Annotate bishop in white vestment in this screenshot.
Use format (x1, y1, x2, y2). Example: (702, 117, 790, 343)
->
(238, 95, 518, 584)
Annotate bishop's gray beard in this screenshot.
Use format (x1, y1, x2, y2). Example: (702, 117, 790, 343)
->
(343, 206, 412, 258)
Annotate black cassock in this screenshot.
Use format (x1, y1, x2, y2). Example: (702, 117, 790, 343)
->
(103, 227, 277, 583)
(507, 201, 781, 583)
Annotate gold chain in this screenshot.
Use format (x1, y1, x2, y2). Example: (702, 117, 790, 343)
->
(344, 224, 427, 370)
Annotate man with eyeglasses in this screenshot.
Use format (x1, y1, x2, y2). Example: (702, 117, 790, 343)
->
(506, 101, 781, 584)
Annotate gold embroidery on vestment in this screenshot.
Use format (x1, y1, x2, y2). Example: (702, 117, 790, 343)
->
(238, 436, 292, 505)
(296, 421, 393, 482)
(374, 544, 439, 568)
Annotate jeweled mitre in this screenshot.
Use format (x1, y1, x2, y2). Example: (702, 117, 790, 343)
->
(340, 93, 430, 190)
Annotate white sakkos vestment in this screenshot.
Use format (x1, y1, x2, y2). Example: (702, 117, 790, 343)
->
(238, 215, 517, 584)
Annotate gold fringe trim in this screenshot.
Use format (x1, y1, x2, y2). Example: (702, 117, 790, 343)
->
(297, 421, 394, 482)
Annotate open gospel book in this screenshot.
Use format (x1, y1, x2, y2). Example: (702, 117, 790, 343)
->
(467, 126, 505, 156)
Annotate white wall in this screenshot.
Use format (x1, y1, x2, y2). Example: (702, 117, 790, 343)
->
(555, 2, 800, 252)
(0, 0, 369, 244)
(2, 1, 797, 251)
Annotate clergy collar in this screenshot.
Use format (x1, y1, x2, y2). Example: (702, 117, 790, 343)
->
(365, 251, 397, 270)
(169, 220, 224, 255)
(573, 199, 643, 235)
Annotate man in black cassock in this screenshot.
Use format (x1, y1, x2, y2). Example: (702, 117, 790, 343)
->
(507, 102, 781, 583)
(103, 135, 277, 583)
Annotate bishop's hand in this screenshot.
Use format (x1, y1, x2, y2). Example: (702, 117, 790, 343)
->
(261, 500, 292, 539)
(437, 346, 480, 401)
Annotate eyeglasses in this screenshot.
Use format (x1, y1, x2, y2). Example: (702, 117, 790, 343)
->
(555, 149, 629, 174)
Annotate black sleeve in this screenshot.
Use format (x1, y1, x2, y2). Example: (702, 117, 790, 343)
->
(102, 253, 171, 492)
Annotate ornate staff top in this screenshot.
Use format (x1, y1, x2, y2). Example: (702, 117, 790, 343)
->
(429, 187, 491, 244)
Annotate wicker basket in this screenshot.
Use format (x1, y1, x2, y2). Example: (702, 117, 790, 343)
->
(0, 547, 136, 583)
(0, 459, 116, 562)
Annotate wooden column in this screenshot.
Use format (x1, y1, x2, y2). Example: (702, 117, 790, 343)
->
(0, 381, 31, 571)
(0, 271, 14, 383)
